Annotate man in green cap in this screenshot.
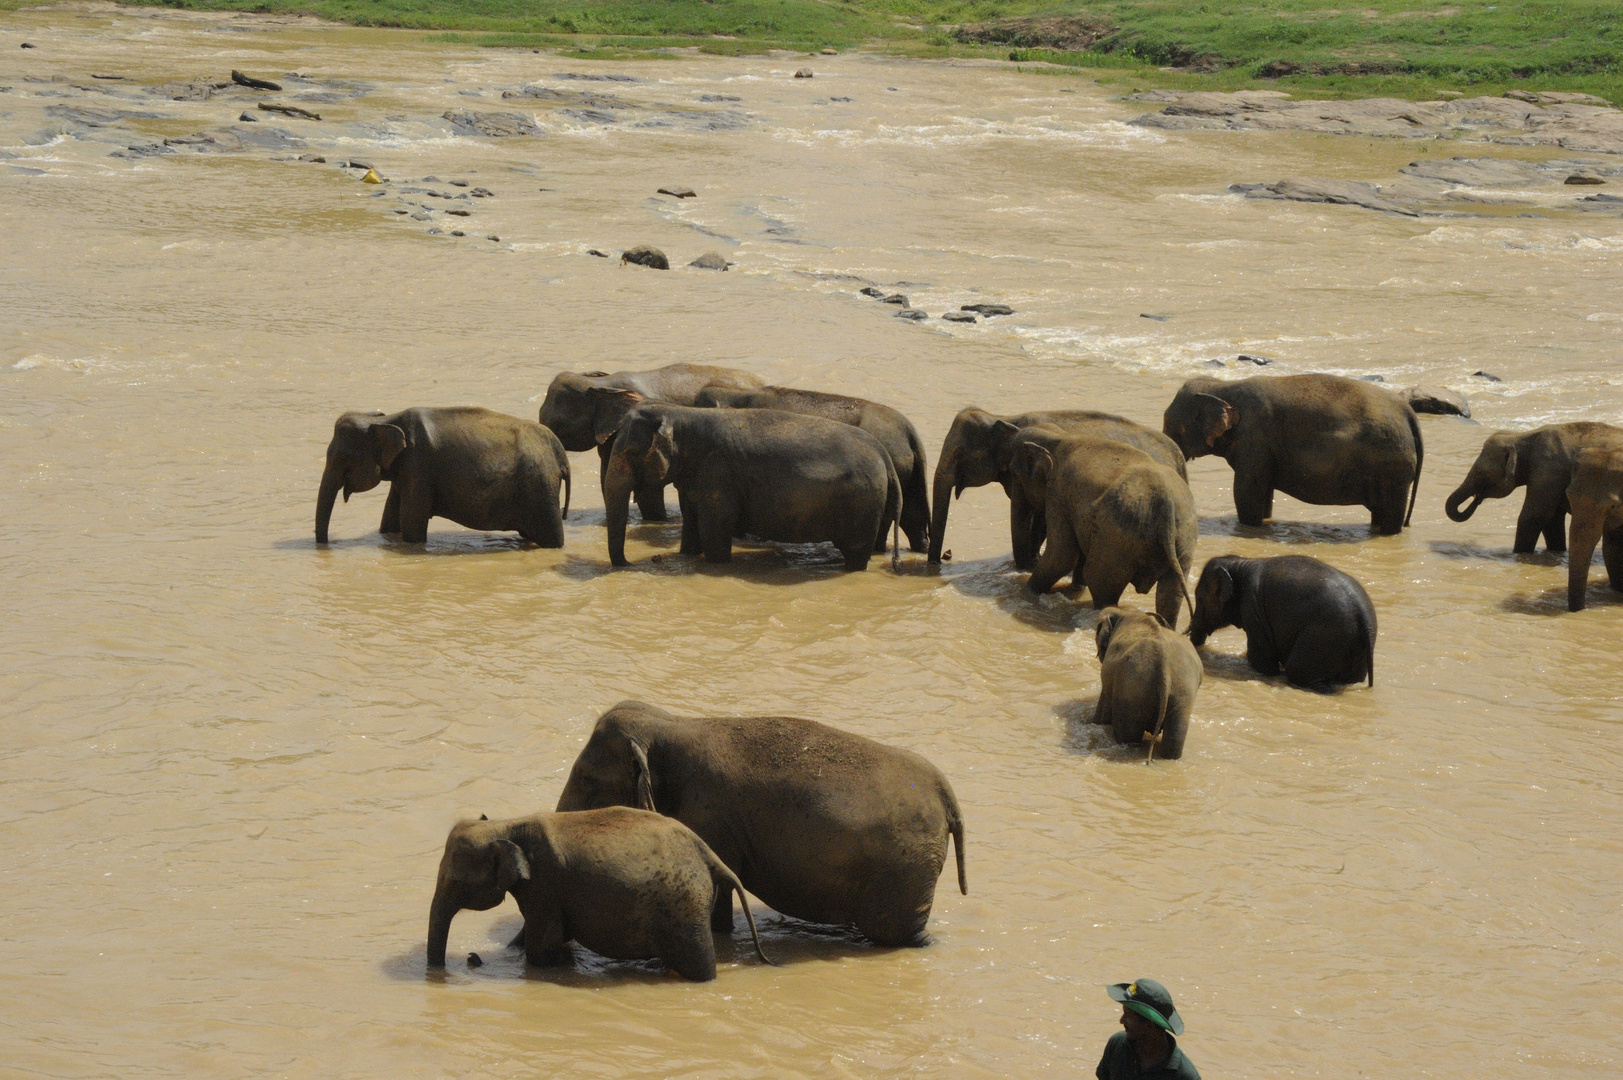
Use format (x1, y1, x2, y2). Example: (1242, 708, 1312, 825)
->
(1096, 978, 1201, 1079)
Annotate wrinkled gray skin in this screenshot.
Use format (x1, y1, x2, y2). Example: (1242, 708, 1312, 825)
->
(928, 407, 1185, 568)
(1445, 422, 1623, 553)
(1565, 447, 1623, 611)
(1163, 374, 1422, 534)
(315, 407, 569, 546)
(426, 808, 771, 982)
(1094, 607, 1203, 761)
(555, 701, 967, 947)
(537, 363, 764, 522)
(603, 403, 901, 571)
(1007, 428, 1196, 629)
(1188, 554, 1376, 692)
(694, 384, 932, 553)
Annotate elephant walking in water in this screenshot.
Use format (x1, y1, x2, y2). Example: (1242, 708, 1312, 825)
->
(555, 701, 967, 948)
(1162, 373, 1422, 534)
(315, 407, 569, 546)
(928, 407, 1185, 568)
(1446, 422, 1623, 553)
(1566, 447, 1623, 611)
(1094, 608, 1203, 761)
(426, 808, 772, 982)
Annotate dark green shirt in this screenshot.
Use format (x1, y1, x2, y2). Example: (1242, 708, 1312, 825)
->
(1096, 1031, 1201, 1080)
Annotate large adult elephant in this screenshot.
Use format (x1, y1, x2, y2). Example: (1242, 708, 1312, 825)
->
(1007, 427, 1196, 627)
(1445, 422, 1623, 553)
(426, 808, 771, 981)
(694, 384, 932, 553)
(1565, 447, 1623, 611)
(315, 407, 569, 546)
(928, 407, 1186, 568)
(537, 363, 764, 522)
(603, 402, 900, 571)
(555, 701, 967, 948)
(1162, 374, 1422, 534)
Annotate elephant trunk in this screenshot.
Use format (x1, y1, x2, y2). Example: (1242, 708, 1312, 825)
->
(927, 458, 956, 564)
(604, 452, 636, 567)
(426, 893, 458, 968)
(315, 464, 343, 544)
(1568, 514, 1601, 611)
(1445, 484, 1484, 522)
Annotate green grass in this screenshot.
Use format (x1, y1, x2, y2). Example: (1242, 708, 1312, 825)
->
(28, 0, 1623, 101)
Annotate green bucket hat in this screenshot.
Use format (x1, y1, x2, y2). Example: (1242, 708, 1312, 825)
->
(1107, 978, 1185, 1036)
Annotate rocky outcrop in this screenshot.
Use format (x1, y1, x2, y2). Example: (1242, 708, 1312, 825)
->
(622, 245, 669, 269)
(688, 252, 728, 270)
(952, 15, 1115, 51)
(1232, 156, 1623, 217)
(1399, 385, 1471, 419)
(443, 110, 543, 137)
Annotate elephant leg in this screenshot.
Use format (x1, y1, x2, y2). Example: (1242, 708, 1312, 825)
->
(522, 907, 571, 967)
(1516, 488, 1562, 553)
(1568, 517, 1602, 611)
(710, 890, 735, 932)
(395, 475, 433, 544)
(1369, 481, 1407, 536)
(522, 479, 565, 548)
(855, 894, 932, 948)
(699, 496, 736, 563)
(1010, 499, 1038, 571)
(1603, 526, 1623, 593)
(841, 543, 872, 572)
(1544, 513, 1569, 553)
(678, 492, 702, 556)
(1233, 467, 1274, 528)
(379, 483, 402, 535)
(1244, 625, 1281, 677)
(1094, 669, 1115, 727)
(1027, 516, 1079, 594)
(635, 481, 669, 523)
(663, 929, 718, 983)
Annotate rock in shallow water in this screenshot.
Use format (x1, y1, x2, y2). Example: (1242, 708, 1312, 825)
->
(961, 303, 1013, 316)
(443, 109, 543, 137)
(880, 293, 909, 306)
(895, 309, 927, 321)
(941, 311, 978, 323)
(688, 251, 728, 270)
(1400, 384, 1471, 418)
(621, 245, 669, 269)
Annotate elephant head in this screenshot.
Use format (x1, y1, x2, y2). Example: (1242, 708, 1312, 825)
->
(1162, 383, 1238, 462)
(928, 408, 1023, 562)
(537, 372, 648, 452)
(1445, 432, 1525, 522)
(1187, 556, 1244, 647)
(603, 409, 676, 566)
(315, 411, 407, 544)
(555, 703, 667, 813)
(1006, 434, 1057, 510)
(426, 817, 531, 968)
(1095, 607, 1171, 659)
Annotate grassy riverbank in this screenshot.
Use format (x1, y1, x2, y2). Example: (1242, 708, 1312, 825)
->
(24, 0, 1622, 101)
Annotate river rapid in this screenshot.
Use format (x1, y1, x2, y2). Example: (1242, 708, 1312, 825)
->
(3, 5, 1621, 1077)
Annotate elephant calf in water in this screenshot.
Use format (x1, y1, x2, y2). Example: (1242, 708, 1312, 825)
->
(427, 808, 771, 982)
(315, 407, 570, 546)
(1094, 608, 1203, 761)
(1445, 421, 1623, 553)
(1565, 447, 1623, 611)
(1007, 428, 1197, 629)
(1188, 555, 1377, 692)
(555, 701, 967, 948)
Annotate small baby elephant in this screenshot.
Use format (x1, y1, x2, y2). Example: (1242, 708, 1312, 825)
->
(1094, 607, 1203, 761)
(316, 407, 570, 545)
(426, 807, 772, 982)
(1188, 555, 1376, 692)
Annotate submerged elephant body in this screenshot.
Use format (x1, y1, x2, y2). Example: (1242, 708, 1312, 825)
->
(555, 701, 967, 948)
(1008, 428, 1197, 628)
(426, 808, 770, 982)
(537, 363, 764, 522)
(1162, 374, 1422, 534)
(1094, 608, 1203, 761)
(694, 384, 932, 553)
(1445, 422, 1623, 553)
(929, 407, 1185, 568)
(603, 403, 901, 571)
(315, 407, 569, 546)
(1565, 447, 1623, 611)
(1189, 555, 1376, 691)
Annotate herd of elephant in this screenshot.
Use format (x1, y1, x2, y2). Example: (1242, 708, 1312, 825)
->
(313, 362, 1623, 980)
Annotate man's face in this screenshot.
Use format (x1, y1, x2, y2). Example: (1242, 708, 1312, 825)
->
(1120, 1006, 1162, 1042)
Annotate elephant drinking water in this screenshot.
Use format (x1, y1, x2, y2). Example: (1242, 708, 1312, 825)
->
(1445, 422, 1623, 553)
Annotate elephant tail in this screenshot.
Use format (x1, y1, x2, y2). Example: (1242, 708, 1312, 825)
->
(887, 461, 903, 571)
(1164, 529, 1194, 627)
(940, 780, 968, 895)
(1404, 406, 1424, 528)
(561, 465, 571, 521)
(1144, 659, 1173, 765)
(1366, 622, 1376, 688)
(723, 865, 776, 968)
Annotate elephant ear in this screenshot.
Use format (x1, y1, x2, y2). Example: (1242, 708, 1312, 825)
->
(1015, 442, 1054, 489)
(1150, 612, 1172, 629)
(643, 418, 675, 479)
(1211, 565, 1235, 606)
(581, 371, 610, 378)
(627, 738, 656, 812)
(1500, 440, 1518, 483)
(1193, 394, 1237, 447)
(1095, 609, 1122, 659)
(494, 838, 531, 892)
(373, 424, 408, 469)
(590, 387, 643, 445)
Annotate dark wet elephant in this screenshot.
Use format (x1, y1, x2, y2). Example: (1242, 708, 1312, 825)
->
(928, 407, 1186, 568)
(1162, 374, 1422, 534)
(602, 403, 900, 571)
(426, 808, 770, 982)
(694, 384, 932, 553)
(1566, 447, 1623, 611)
(1188, 554, 1376, 691)
(537, 363, 764, 522)
(1007, 428, 1196, 628)
(315, 407, 569, 546)
(555, 701, 967, 948)
(1094, 608, 1203, 761)
(1445, 422, 1623, 553)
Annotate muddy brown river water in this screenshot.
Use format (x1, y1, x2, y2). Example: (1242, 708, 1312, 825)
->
(3, 5, 1622, 1077)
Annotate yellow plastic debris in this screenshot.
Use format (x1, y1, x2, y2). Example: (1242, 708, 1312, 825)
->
(361, 168, 382, 184)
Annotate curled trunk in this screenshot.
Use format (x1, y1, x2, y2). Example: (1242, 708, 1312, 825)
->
(928, 458, 957, 564)
(426, 894, 457, 968)
(604, 454, 636, 567)
(315, 465, 343, 543)
(1445, 484, 1484, 522)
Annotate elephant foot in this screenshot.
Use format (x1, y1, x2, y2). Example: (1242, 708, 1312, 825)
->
(508, 925, 527, 949)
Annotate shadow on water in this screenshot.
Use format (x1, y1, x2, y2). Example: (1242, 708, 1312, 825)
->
(1194, 640, 1276, 685)
(944, 556, 1096, 634)
(1429, 539, 1564, 566)
(1500, 583, 1623, 616)
(276, 532, 547, 555)
(554, 527, 923, 585)
(381, 909, 890, 987)
(1198, 515, 1381, 545)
